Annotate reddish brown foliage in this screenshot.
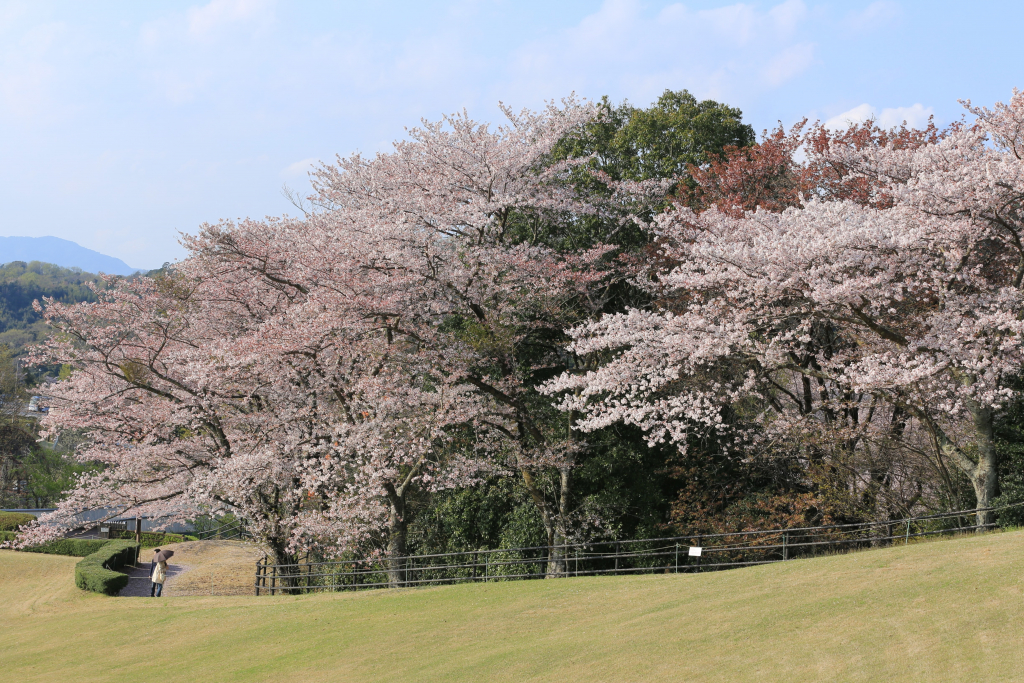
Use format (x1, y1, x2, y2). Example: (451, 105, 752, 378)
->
(684, 120, 808, 216)
(682, 115, 956, 216)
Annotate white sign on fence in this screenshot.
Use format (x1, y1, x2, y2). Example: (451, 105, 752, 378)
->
(688, 546, 702, 557)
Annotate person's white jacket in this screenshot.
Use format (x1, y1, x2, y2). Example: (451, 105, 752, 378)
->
(151, 560, 167, 584)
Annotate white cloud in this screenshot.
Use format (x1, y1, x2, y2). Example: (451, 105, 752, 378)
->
(847, 1, 901, 31)
(825, 102, 935, 130)
(281, 157, 317, 179)
(503, 0, 816, 107)
(692, 3, 759, 46)
(877, 104, 934, 128)
(148, 68, 213, 105)
(136, 0, 277, 105)
(824, 103, 875, 129)
(0, 21, 66, 119)
(763, 42, 815, 87)
(186, 0, 273, 37)
(769, 0, 808, 36)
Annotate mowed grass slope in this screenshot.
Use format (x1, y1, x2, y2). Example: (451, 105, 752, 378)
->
(2, 531, 1023, 683)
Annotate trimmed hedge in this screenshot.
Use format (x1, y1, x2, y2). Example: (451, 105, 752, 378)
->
(4, 529, 198, 552)
(0, 512, 36, 531)
(74, 540, 140, 596)
(110, 530, 197, 547)
(23, 538, 111, 557)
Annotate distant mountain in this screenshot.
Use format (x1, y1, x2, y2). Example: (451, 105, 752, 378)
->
(0, 236, 139, 276)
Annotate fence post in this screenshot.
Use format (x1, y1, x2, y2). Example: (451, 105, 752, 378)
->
(905, 520, 911, 546)
(696, 535, 702, 573)
(675, 542, 679, 573)
(255, 557, 261, 596)
(615, 541, 620, 574)
(783, 533, 788, 562)
(135, 516, 143, 564)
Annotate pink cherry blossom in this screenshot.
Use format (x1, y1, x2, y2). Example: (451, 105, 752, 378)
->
(545, 89, 1024, 527)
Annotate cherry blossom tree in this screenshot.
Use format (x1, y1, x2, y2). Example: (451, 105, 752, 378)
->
(546, 89, 1024, 528)
(16, 254, 493, 574)
(188, 97, 626, 575)
(14, 98, 627, 582)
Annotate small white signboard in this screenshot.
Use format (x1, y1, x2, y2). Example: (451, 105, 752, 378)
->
(688, 546, 702, 557)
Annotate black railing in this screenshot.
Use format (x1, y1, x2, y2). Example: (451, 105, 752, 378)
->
(194, 520, 250, 541)
(254, 505, 1018, 596)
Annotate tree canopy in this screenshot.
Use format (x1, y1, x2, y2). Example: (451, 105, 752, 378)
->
(14, 87, 1024, 580)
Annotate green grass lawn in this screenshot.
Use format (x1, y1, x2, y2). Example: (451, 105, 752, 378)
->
(2, 530, 1023, 682)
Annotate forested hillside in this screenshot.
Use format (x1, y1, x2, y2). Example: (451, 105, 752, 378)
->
(0, 263, 100, 508)
(0, 261, 103, 354)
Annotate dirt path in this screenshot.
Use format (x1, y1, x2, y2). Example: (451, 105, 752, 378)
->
(118, 540, 264, 597)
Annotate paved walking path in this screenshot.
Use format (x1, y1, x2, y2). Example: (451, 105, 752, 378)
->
(118, 540, 263, 597)
(118, 556, 189, 597)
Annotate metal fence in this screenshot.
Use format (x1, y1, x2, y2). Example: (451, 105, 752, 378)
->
(194, 520, 250, 541)
(253, 505, 1016, 596)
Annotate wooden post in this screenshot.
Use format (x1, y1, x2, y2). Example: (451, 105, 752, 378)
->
(783, 533, 788, 561)
(135, 516, 142, 563)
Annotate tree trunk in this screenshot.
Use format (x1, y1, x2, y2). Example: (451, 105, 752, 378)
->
(970, 404, 998, 530)
(519, 469, 561, 578)
(542, 405, 578, 578)
(387, 494, 408, 588)
(266, 537, 299, 592)
(921, 398, 998, 531)
(0, 456, 13, 508)
(545, 466, 571, 577)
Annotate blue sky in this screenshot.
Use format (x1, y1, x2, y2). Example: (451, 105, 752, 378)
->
(0, 0, 1020, 270)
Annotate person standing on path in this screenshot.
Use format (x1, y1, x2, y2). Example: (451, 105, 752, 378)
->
(150, 548, 173, 597)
